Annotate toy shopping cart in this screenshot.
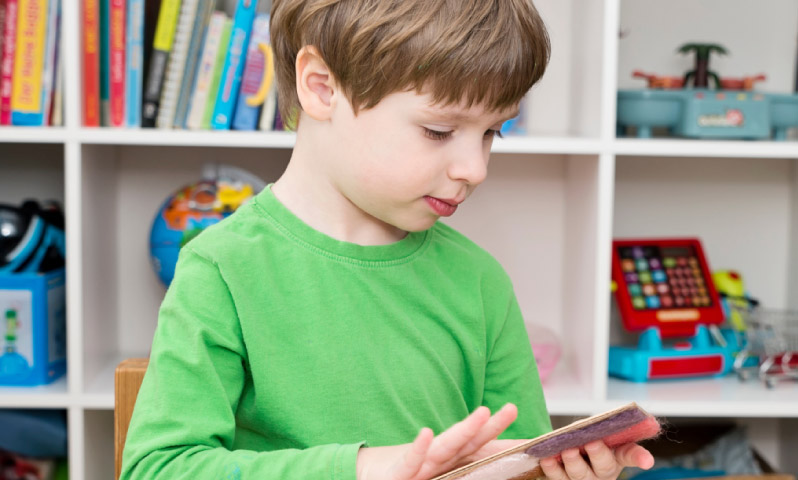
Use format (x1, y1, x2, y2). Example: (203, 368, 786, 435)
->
(732, 307, 798, 388)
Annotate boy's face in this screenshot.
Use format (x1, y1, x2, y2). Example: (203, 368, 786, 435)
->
(324, 90, 519, 234)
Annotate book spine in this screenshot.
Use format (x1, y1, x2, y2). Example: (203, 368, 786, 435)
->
(140, 0, 180, 127)
(99, 0, 109, 124)
(231, 12, 269, 131)
(125, 0, 143, 126)
(82, 0, 100, 126)
(257, 86, 276, 131)
(172, 0, 214, 128)
(50, 33, 63, 125)
(0, 1, 5, 56)
(108, 0, 125, 126)
(10, 0, 47, 125)
(200, 16, 230, 129)
(209, 0, 257, 130)
(39, 0, 58, 126)
(0, 0, 16, 125)
(155, 0, 198, 128)
(185, 10, 223, 130)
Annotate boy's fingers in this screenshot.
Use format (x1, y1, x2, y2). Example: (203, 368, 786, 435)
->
(561, 447, 593, 480)
(540, 457, 569, 480)
(584, 441, 618, 479)
(391, 428, 434, 480)
(614, 443, 655, 470)
(427, 406, 491, 464)
(458, 403, 518, 457)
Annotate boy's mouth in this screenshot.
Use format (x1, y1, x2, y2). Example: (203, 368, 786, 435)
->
(424, 196, 460, 217)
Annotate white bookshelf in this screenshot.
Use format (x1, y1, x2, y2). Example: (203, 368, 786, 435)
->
(1, 0, 797, 478)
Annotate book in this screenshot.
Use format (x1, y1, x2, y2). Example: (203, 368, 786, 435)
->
(140, 0, 181, 127)
(433, 402, 661, 480)
(50, 35, 62, 125)
(82, 0, 100, 126)
(209, 0, 257, 130)
(0, 1, 5, 55)
(185, 10, 225, 129)
(257, 85, 276, 131)
(10, 0, 48, 125)
(199, 15, 230, 129)
(231, 12, 269, 131)
(39, 0, 58, 126)
(125, 0, 144, 126)
(155, 0, 199, 128)
(108, 0, 125, 127)
(0, 0, 16, 125)
(172, 0, 215, 128)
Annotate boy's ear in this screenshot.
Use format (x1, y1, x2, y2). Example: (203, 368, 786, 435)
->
(296, 46, 337, 121)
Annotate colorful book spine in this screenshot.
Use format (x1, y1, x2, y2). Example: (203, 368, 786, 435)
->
(141, 0, 181, 127)
(173, 0, 214, 128)
(155, 0, 198, 128)
(99, 0, 109, 124)
(0, 0, 16, 125)
(82, 0, 100, 126)
(185, 11, 224, 130)
(200, 17, 230, 129)
(231, 13, 270, 131)
(108, 0, 125, 126)
(125, 0, 143, 126)
(10, 0, 47, 125)
(50, 36, 62, 125)
(209, 0, 258, 130)
(39, 0, 58, 126)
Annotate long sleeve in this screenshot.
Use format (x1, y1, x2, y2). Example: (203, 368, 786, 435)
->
(481, 271, 553, 440)
(120, 248, 364, 480)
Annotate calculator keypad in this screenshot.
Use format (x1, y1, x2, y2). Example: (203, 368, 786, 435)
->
(619, 245, 711, 310)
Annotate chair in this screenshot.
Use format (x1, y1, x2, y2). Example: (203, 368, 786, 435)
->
(114, 358, 149, 480)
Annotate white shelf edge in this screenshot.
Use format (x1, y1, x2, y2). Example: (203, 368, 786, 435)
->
(613, 138, 798, 159)
(78, 128, 298, 148)
(0, 376, 74, 408)
(491, 136, 603, 155)
(0, 127, 70, 144)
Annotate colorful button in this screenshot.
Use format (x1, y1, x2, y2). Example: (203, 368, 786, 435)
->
(643, 284, 656, 296)
(657, 284, 669, 294)
(633, 297, 646, 310)
(622, 259, 635, 272)
(677, 257, 688, 266)
(628, 284, 642, 296)
(675, 296, 685, 306)
(649, 258, 661, 269)
(639, 272, 652, 284)
(652, 270, 667, 283)
(646, 296, 661, 309)
(661, 295, 674, 307)
(632, 247, 644, 258)
(663, 257, 676, 268)
(636, 259, 649, 271)
(688, 257, 698, 267)
(625, 272, 639, 283)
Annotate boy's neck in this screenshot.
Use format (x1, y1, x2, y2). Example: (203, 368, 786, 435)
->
(271, 130, 408, 246)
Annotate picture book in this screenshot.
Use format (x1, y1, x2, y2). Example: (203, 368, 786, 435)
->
(173, 0, 215, 128)
(82, 0, 100, 126)
(231, 12, 269, 131)
(0, 0, 18, 125)
(108, 0, 126, 127)
(156, 0, 199, 128)
(199, 15, 230, 129)
(185, 10, 225, 129)
(125, 0, 144, 127)
(140, 0, 180, 127)
(10, 0, 47, 125)
(433, 402, 661, 480)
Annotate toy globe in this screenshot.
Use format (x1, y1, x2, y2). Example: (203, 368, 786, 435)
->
(149, 164, 266, 287)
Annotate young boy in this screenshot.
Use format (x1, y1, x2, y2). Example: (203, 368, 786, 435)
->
(121, 1, 655, 479)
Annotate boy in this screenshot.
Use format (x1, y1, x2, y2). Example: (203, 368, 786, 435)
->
(121, 1, 655, 479)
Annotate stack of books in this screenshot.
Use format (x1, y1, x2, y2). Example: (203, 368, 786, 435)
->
(0, 0, 64, 127)
(83, 0, 283, 131)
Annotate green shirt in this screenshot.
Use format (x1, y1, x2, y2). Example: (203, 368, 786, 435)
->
(121, 185, 551, 480)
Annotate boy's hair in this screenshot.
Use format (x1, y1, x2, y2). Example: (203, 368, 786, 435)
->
(270, 0, 550, 124)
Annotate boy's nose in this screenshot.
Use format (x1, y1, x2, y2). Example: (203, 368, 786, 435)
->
(448, 145, 489, 186)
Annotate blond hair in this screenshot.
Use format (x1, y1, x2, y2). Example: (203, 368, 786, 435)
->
(270, 0, 550, 124)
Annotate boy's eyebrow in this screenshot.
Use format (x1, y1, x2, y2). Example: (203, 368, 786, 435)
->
(421, 107, 521, 124)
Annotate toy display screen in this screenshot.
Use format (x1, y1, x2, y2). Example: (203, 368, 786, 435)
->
(617, 244, 713, 310)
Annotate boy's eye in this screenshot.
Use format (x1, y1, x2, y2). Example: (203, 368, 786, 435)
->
(485, 129, 503, 139)
(424, 128, 452, 141)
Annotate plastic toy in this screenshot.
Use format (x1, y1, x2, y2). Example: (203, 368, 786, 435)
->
(149, 164, 267, 286)
(0, 200, 66, 274)
(617, 43, 798, 140)
(609, 238, 735, 382)
(526, 324, 561, 383)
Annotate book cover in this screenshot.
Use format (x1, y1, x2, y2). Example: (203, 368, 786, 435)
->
(99, 0, 109, 124)
(140, 0, 181, 127)
(231, 12, 270, 131)
(108, 0, 126, 127)
(49, 35, 62, 125)
(0, 0, 17, 125)
(172, 0, 215, 129)
(82, 0, 100, 126)
(433, 403, 661, 480)
(257, 85, 275, 131)
(10, 0, 47, 125)
(39, 0, 58, 126)
(155, 0, 199, 128)
(125, 0, 144, 126)
(185, 10, 224, 130)
(209, 0, 257, 130)
(199, 16, 230, 129)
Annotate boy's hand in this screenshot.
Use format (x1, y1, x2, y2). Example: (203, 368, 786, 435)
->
(356, 403, 522, 480)
(540, 441, 655, 480)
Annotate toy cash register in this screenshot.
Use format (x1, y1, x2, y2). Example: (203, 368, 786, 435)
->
(609, 238, 734, 382)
